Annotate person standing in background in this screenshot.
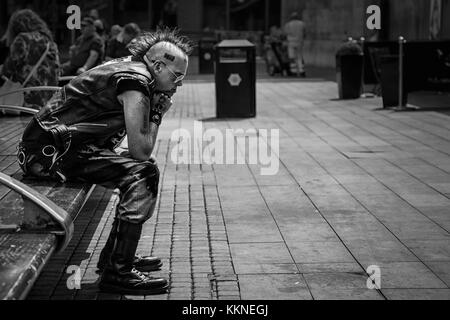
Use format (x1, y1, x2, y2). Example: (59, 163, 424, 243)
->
(283, 11, 306, 77)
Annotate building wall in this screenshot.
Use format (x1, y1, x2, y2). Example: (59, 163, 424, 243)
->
(443, 1, 450, 38)
(177, 0, 203, 31)
(281, 0, 450, 67)
(386, 0, 450, 40)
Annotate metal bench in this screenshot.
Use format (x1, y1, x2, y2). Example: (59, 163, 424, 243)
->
(0, 112, 94, 300)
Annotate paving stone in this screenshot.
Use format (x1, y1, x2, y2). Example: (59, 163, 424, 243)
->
(330, 221, 398, 242)
(279, 223, 340, 242)
(287, 241, 355, 264)
(383, 220, 450, 240)
(298, 262, 365, 274)
(425, 261, 450, 287)
(238, 274, 312, 300)
(345, 240, 419, 263)
(230, 243, 293, 265)
(310, 288, 385, 300)
(360, 261, 447, 289)
(234, 263, 299, 275)
(403, 239, 450, 261)
(303, 272, 369, 291)
(225, 221, 283, 243)
(382, 289, 450, 300)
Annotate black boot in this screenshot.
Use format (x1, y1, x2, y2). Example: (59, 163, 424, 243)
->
(98, 220, 168, 295)
(97, 218, 162, 272)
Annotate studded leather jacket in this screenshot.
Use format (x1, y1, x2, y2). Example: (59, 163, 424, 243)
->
(18, 57, 156, 181)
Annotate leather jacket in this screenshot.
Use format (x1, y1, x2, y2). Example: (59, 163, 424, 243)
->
(18, 57, 156, 181)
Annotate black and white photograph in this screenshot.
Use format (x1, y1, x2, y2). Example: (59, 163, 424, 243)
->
(0, 0, 449, 311)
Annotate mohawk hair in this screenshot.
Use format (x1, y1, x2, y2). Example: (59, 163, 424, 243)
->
(128, 27, 194, 59)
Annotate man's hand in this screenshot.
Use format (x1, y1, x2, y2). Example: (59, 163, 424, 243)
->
(152, 93, 173, 116)
(76, 67, 87, 75)
(149, 155, 157, 165)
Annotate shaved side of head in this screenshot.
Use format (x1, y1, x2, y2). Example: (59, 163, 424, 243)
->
(145, 41, 188, 65)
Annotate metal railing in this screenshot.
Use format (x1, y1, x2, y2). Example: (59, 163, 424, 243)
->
(0, 86, 62, 115)
(0, 172, 74, 253)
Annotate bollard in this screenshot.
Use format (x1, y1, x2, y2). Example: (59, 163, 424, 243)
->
(398, 36, 405, 109)
(360, 37, 375, 98)
(360, 37, 365, 85)
(395, 36, 417, 111)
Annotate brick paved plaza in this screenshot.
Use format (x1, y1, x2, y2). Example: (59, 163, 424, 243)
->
(7, 77, 447, 300)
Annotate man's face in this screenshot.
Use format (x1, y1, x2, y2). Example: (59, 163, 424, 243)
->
(147, 51, 188, 96)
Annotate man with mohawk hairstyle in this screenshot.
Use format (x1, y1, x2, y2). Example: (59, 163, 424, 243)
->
(17, 28, 193, 295)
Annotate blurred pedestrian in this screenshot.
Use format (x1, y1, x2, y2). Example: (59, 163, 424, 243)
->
(110, 25, 123, 40)
(0, 9, 60, 111)
(0, 34, 8, 65)
(106, 23, 141, 61)
(62, 17, 104, 76)
(264, 25, 290, 76)
(283, 11, 306, 77)
(94, 19, 108, 61)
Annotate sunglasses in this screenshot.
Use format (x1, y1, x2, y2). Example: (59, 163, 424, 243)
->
(144, 56, 185, 84)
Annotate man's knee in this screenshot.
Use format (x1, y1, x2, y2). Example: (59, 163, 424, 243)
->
(142, 163, 160, 197)
(116, 163, 160, 224)
(118, 162, 160, 194)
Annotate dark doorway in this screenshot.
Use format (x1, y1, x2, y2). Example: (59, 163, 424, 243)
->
(151, 0, 178, 29)
(203, 0, 280, 32)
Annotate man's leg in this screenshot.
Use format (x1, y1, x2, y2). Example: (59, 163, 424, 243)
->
(97, 208, 162, 272)
(63, 147, 168, 294)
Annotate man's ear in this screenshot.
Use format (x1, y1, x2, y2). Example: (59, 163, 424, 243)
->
(154, 61, 163, 73)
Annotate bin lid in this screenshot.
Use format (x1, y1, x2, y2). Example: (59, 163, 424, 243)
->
(217, 39, 255, 48)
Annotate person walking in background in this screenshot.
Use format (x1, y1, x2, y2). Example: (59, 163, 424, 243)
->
(106, 23, 141, 61)
(284, 11, 306, 77)
(62, 17, 104, 76)
(0, 9, 60, 111)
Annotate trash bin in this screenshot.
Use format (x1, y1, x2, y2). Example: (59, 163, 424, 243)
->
(215, 39, 256, 118)
(198, 38, 216, 74)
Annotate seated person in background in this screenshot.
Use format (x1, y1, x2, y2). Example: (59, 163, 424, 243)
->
(94, 19, 108, 61)
(110, 25, 123, 40)
(0, 9, 60, 111)
(105, 23, 141, 61)
(62, 17, 104, 76)
(0, 34, 8, 65)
